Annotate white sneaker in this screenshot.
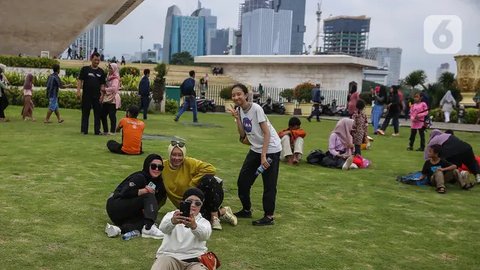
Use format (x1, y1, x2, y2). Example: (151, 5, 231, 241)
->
(342, 156, 353, 170)
(105, 223, 121, 238)
(142, 224, 164, 239)
(211, 217, 222, 230)
(220, 206, 238, 226)
(476, 174, 480, 184)
(350, 163, 359, 169)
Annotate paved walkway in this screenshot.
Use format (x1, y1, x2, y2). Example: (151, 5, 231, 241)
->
(320, 116, 480, 132)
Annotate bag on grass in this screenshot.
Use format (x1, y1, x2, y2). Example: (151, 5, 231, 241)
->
(198, 251, 221, 270)
(396, 171, 430, 186)
(307, 149, 326, 165)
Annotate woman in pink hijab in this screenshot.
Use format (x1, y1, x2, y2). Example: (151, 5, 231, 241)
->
(22, 73, 35, 121)
(100, 63, 121, 135)
(320, 118, 356, 170)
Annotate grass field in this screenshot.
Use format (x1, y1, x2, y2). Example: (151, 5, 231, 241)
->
(0, 106, 479, 270)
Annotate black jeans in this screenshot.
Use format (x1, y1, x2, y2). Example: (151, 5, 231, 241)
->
(101, 103, 117, 133)
(107, 140, 125, 154)
(409, 128, 425, 149)
(320, 152, 346, 169)
(106, 193, 159, 233)
(197, 175, 224, 221)
(140, 97, 149, 120)
(308, 104, 320, 120)
(237, 150, 280, 216)
(380, 111, 399, 133)
(81, 96, 101, 134)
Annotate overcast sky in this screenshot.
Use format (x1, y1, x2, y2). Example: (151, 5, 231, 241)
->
(105, 0, 480, 82)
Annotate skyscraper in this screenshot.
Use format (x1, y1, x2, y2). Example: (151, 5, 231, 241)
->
(241, 8, 292, 55)
(323, 15, 370, 57)
(436, 63, 450, 81)
(163, 4, 219, 63)
(237, 0, 305, 55)
(69, 24, 104, 60)
(272, 0, 306, 55)
(365, 47, 402, 86)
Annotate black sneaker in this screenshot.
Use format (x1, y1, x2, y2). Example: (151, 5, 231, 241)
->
(252, 216, 274, 226)
(234, 209, 252, 218)
(415, 148, 424, 151)
(407, 146, 413, 151)
(306, 117, 311, 122)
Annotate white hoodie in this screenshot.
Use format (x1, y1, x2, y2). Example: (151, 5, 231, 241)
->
(156, 211, 212, 260)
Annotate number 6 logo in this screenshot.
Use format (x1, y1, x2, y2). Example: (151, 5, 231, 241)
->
(424, 15, 462, 54)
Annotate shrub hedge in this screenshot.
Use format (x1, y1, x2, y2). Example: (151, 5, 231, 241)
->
(119, 66, 141, 77)
(429, 108, 479, 124)
(5, 87, 142, 112)
(0, 55, 59, 68)
(294, 82, 315, 103)
(165, 99, 179, 114)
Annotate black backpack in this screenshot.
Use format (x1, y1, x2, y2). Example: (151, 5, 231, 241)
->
(307, 149, 326, 165)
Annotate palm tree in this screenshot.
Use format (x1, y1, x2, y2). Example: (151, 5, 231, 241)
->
(438, 71, 456, 90)
(404, 70, 427, 90)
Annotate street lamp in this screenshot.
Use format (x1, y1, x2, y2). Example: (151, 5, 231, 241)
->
(139, 35, 144, 63)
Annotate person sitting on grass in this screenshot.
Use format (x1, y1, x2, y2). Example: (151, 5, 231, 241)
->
(162, 141, 237, 231)
(320, 118, 357, 170)
(278, 116, 306, 164)
(418, 144, 473, 194)
(151, 188, 213, 270)
(105, 154, 166, 239)
(106, 105, 144, 155)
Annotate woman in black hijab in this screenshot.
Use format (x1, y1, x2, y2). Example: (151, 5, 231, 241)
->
(105, 154, 167, 239)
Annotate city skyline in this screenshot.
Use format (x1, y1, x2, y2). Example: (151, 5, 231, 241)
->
(104, 0, 480, 82)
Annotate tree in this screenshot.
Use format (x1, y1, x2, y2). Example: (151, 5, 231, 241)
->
(438, 71, 456, 90)
(404, 70, 427, 90)
(170, 51, 194, 65)
(152, 63, 168, 111)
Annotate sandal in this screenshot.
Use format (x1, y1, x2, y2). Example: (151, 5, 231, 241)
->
(436, 187, 446, 194)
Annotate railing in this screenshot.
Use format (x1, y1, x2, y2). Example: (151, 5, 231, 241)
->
(166, 82, 349, 107)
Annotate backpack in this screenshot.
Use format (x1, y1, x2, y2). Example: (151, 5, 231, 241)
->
(307, 149, 326, 165)
(396, 171, 430, 186)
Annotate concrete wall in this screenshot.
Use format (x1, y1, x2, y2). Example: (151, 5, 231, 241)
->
(0, 0, 143, 57)
(196, 55, 377, 90)
(220, 63, 364, 90)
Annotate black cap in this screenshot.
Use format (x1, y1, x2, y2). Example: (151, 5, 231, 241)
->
(182, 187, 205, 202)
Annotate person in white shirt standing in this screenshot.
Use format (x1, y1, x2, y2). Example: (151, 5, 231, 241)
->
(151, 188, 212, 270)
(228, 83, 282, 226)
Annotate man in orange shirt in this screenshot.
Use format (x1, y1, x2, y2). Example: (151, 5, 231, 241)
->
(278, 117, 307, 165)
(107, 105, 145, 155)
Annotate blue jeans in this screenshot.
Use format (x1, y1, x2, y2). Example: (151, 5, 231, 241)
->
(371, 104, 384, 132)
(175, 96, 198, 122)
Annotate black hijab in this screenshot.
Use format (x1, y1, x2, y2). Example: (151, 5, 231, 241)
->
(142, 154, 163, 182)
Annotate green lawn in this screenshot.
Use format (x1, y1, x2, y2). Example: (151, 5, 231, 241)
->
(0, 106, 479, 270)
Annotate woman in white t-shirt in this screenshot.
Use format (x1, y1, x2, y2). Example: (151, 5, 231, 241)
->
(228, 83, 282, 226)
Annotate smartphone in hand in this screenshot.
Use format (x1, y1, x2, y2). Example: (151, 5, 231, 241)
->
(179, 201, 192, 217)
(147, 182, 156, 190)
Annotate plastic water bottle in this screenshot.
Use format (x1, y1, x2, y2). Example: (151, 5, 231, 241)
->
(255, 157, 273, 176)
(122, 230, 140, 241)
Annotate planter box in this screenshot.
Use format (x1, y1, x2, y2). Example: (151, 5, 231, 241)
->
(284, 102, 295, 115)
(299, 103, 313, 116)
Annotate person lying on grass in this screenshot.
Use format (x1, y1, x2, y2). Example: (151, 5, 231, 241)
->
(419, 144, 473, 194)
(106, 105, 144, 155)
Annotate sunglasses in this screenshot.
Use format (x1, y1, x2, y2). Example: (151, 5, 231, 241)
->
(171, 140, 186, 147)
(185, 199, 203, 207)
(150, 163, 164, 171)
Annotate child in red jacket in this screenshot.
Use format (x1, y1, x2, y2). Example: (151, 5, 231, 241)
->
(278, 117, 307, 165)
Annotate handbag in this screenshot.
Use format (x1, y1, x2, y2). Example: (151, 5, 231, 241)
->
(198, 252, 221, 270)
